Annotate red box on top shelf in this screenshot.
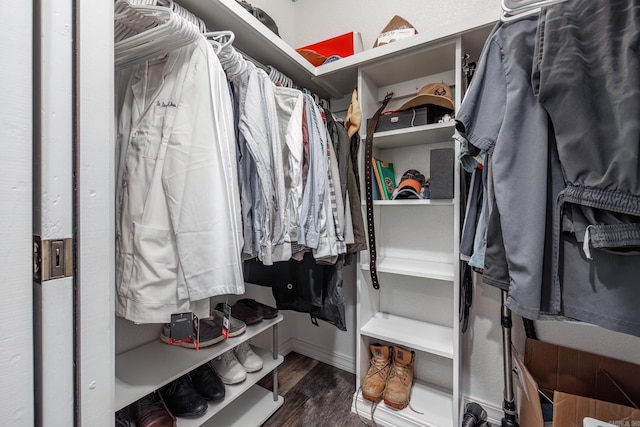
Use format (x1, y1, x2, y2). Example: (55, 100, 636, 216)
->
(296, 32, 363, 66)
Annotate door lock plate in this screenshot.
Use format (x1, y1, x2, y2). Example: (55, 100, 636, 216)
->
(34, 236, 73, 282)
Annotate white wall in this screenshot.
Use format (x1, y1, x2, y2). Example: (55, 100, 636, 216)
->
(242, 0, 296, 45)
(247, 0, 500, 49)
(241, 262, 357, 374)
(248, 0, 640, 419)
(0, 3, 34, 426)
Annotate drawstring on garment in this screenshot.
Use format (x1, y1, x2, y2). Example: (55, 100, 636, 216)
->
(583, 225, 594, 260)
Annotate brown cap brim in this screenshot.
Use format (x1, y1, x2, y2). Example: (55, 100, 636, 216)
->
(399, 94, 454, 111)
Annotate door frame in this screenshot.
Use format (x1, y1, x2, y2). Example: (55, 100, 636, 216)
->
(1, 3, 35, 426)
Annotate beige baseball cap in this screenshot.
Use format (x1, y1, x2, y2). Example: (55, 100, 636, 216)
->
(399, 83, 454, 111)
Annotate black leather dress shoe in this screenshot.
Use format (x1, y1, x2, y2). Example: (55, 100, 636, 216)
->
(159, 375, 208, 419)
(191, 362, 226, 401)
(237, 298, 278, 319)
(215, 302, 262, 325)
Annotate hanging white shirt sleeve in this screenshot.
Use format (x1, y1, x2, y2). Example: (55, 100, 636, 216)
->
(162, 39, 244, 301)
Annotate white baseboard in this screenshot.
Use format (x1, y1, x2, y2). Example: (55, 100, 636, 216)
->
(282, 338, 356, 374)
(278, 337, 295, 357)
(463, 395, 504, 426)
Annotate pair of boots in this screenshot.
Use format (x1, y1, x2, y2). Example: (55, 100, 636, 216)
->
(362, 344, 415, 410)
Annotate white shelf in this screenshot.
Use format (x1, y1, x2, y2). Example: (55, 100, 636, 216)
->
(152, 0, 495, 98)
(115, 314, 283, 410)
(360, 313, 454, 359)
(177, 347, 283, 426)
(360, 257, 454, 281)
(200, 385, 283, 427)
(175, 0, 336, 97)
(352, 380, 453, 427)
(373, 122, 455, 148)
(317, 23, 495, 95)
(363, 199, 454, 206)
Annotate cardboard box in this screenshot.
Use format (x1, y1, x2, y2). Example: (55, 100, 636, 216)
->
(514, 339, 640, 427)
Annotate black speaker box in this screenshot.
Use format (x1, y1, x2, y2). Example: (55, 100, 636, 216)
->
(429, 148, 454, 199)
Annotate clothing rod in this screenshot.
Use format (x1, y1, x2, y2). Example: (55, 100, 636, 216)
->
(168, 0, 328, 102)
(235, 47, 269, 73)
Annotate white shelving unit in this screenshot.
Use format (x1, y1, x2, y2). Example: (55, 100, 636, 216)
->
(177, 347, 283, 427)
(163, 0, 496, 100)
(360, 257, 454, 281)
(200, 386, 284, 427)
(352, 33, 473, 426)
(353, 380, 454, 427)
(373, 122, 456, 148)
(360, 313, 454, 359)
(116, 315, 283, 426)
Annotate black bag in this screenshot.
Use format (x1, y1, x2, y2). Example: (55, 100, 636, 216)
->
(236, 1, 279, 36)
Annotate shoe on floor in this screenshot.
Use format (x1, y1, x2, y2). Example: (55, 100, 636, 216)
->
(236, 298, 278, 319)
(233, 341, 263, 373)
(207, 309, 247, 337)
(159, 376, 208, 419)
(215, 302, 263, 325)
(129, 391, 176, 427)
(212, 349, 247, 384)
(191, 362, 226, 401)
(383, 346, 415, 410)
(159, 318, 224, 349)
(361, 344, 392, 402)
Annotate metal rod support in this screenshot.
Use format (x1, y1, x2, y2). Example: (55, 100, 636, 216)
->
(272, 322, 279, 401)
(501, 290, 520, 427)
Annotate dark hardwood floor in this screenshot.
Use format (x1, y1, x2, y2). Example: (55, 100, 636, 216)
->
(257, 352, 366, 427)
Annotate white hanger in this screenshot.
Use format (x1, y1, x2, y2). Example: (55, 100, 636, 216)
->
(157, 0, 207, 32)
(501, 0, 568, 14)
(126, 0, 158, 5)
(500, 0, 568, 23)
(267, 65, 278, 83)
(500, 7, 541, 22)
(114, 0, 200, 68)
(203, 30, 235, 52)
(226, 51, 248, 77)
(114, 0, 160, 42)
(218, 44, 250, 79)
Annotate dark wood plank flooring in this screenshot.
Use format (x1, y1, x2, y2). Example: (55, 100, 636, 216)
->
(257, 352, 366, 427)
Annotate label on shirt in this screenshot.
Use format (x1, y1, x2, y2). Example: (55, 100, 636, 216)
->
(170, 312, 196, 341)
(168, 312, 199, 350)
(222, 303, 231, 339)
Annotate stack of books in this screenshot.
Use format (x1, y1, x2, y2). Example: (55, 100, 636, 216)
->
(371, 156, 396, 200)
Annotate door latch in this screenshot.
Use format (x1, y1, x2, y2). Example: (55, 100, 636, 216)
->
(33, 236, 73, 282)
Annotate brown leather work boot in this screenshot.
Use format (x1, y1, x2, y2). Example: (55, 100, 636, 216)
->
(384, 346, 415, 409)
(361, 344, 392, 402)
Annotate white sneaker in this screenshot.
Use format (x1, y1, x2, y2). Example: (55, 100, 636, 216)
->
(233, 341, 263, 373)
(212, 350, 247, 384)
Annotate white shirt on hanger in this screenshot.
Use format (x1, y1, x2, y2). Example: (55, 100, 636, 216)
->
(115, 38, 244, 324)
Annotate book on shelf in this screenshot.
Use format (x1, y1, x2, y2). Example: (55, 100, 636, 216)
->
(376, 159, 396, 200)
(371, 156, 385, 199)
(371, 172, 382, 200)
